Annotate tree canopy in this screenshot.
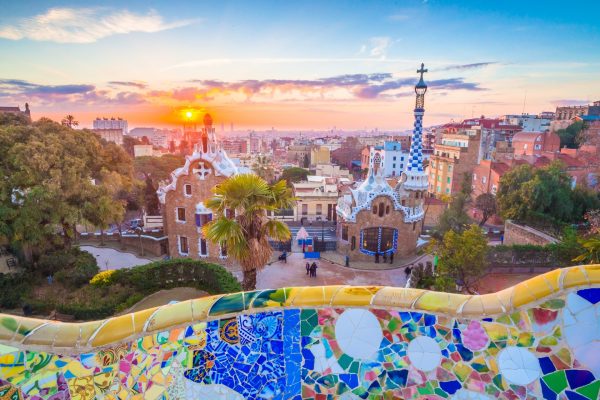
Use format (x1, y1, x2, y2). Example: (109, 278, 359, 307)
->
(556, 121, 585, 149)
(497, 161, 599, 225)
(0, 117, 134, 259)
(203, 174, 294, 290)
(280, 167, 309, 187)
(434, 173, 473, 238)
(429, 224, 489, 294)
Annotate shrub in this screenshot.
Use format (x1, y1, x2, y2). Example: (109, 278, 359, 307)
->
(90, 270, 117, 287)
(0, 273, 31, 309)
(39, 247, 99, 287)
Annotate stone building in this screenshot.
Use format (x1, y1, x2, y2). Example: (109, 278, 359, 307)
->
(336, 64, 429, 262)
(428, 130, 481, 197)
(512, 131, 560, 156)
(157, 114, 241, 260)
(0, 103, 31, 120)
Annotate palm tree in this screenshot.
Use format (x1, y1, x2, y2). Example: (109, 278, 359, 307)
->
(203, 174, 294, 290)
(573, 235, 600, 264)
(252, 155, 275, 183)
(61, 115, 79, 128)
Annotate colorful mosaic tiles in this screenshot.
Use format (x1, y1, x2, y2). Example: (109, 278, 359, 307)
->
(0, 265, 600, 399)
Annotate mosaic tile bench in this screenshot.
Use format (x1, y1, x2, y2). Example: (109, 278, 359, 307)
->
(1, 264, 600, 399)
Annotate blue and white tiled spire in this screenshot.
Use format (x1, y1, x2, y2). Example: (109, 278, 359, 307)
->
(403, 63, 429, 190)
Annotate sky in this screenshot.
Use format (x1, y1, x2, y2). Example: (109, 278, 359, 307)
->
(1, 0, 599, 130)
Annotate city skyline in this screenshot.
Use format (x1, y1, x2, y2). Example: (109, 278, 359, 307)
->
(1, 0, 599, 130)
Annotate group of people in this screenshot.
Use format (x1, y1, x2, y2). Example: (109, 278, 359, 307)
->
(305, 261, 319, 277)
(374, 251, 394, 264)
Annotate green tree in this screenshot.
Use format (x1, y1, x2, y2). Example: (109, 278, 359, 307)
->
(0, 117, 134, 260)
(61, 114, 79, 128)
(122, 136, 141, 157)
(144, 176, 160, 215)
(280, 167, 309, 187)
(497, 161, 575, 224)
(434, 173, 472, 237)
(134, 154, 186, 184)
(429, 225, 489, 293)
(203, 174, 294, 290)
(556, 121, 585, 149)
(252, 155, 275, 183)
(475, 193, 497, 226)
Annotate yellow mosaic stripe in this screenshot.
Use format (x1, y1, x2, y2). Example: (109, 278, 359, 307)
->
(0, 264, 598, 352)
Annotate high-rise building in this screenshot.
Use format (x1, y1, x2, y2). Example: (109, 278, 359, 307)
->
(92, 117, 128, 145)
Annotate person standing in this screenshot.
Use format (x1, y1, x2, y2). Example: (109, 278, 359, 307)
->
(310, 262, 318, 278)
(306, 262, 310, 275)
(390, 252, 394, 264)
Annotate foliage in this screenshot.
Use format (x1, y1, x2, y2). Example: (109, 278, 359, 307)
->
(90, 269, 117, 287)
(133, 154, 185, 184)
(556, 121, 584, 149)
(584, 209, 600, 234)
(429, 225, 489, 293)
(474, 193, 497, 226)
(434, 174, 473, 238)
(61, 115, 78, 128)
(280, 167, 309, 187)
(144, 176, 160, 214)
(38, 247, 99, 288)
(122, 136, 142, 157)
(573, 235, 600, 264)
(203, 174, 294, 290)
(252, 155, 275, 183)
(21, 259, 241, 319)
(497, 161, 594, 225)
(0, 118, 134, 258)
(0, 273, 31, 309)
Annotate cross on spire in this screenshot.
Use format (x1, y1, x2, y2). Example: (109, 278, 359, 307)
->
(417, 63, 428, 80)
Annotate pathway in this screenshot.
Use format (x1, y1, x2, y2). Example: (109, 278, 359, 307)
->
(257, 252, 411, 289)
(80, 245, 154, 270)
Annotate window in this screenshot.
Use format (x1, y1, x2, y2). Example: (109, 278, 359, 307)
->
(482, 176, 487, 184)
(179, 236, 189, 255)
(316, 204, 322, 215)
(199, 238, 208, 257)
(446, 188, 450, 193)
(342, 225, 348, 241)
(302, 204, 308, 215)
(196, 213, 212, 227)
(413, 222, 416, 231)
(448, 165, 452, 172)
(378, 202, 384, 217)
(393, 156, 397, 161)
(447, 177, 451, 183)
(385, 205, 390, 214)
(401, 200, 406, 206)
(184, 184, 192, 196)
(220, 242, 228, 258)
(351, 236, 356, 250)
(361, 227, 396, 253)
(393, 163, 396, 169)
(473, 174, 477, 180)
(176, 207, 186, 222)
(373, 205, 377, 214)
(534, 144, 541, 150)
(225, 208, 235, 218)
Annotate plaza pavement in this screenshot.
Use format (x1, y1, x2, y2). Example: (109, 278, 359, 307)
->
(256, 252, 411, 289)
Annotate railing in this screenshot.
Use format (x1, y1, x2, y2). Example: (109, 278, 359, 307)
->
(1, 265, 599, 399)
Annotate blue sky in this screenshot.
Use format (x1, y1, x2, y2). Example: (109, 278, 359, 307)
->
(1, 0, 599, 129)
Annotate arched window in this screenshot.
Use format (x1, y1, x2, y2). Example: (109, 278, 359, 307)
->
(372, 205, 377, 214)
(351, 236, 356, 250)
(386, 205, 390, 214)
(378, 202, 384, 217)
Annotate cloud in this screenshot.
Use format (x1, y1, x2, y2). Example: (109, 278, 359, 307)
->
(550, 99, 590, 106)
(0, 7, 196, 43)
(0, 72, 486, 109)
(368, 37, 392, 58)
(442, 62, 497, 71)
(108, 81, 148, 89)
(0, 79, 95, 96)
